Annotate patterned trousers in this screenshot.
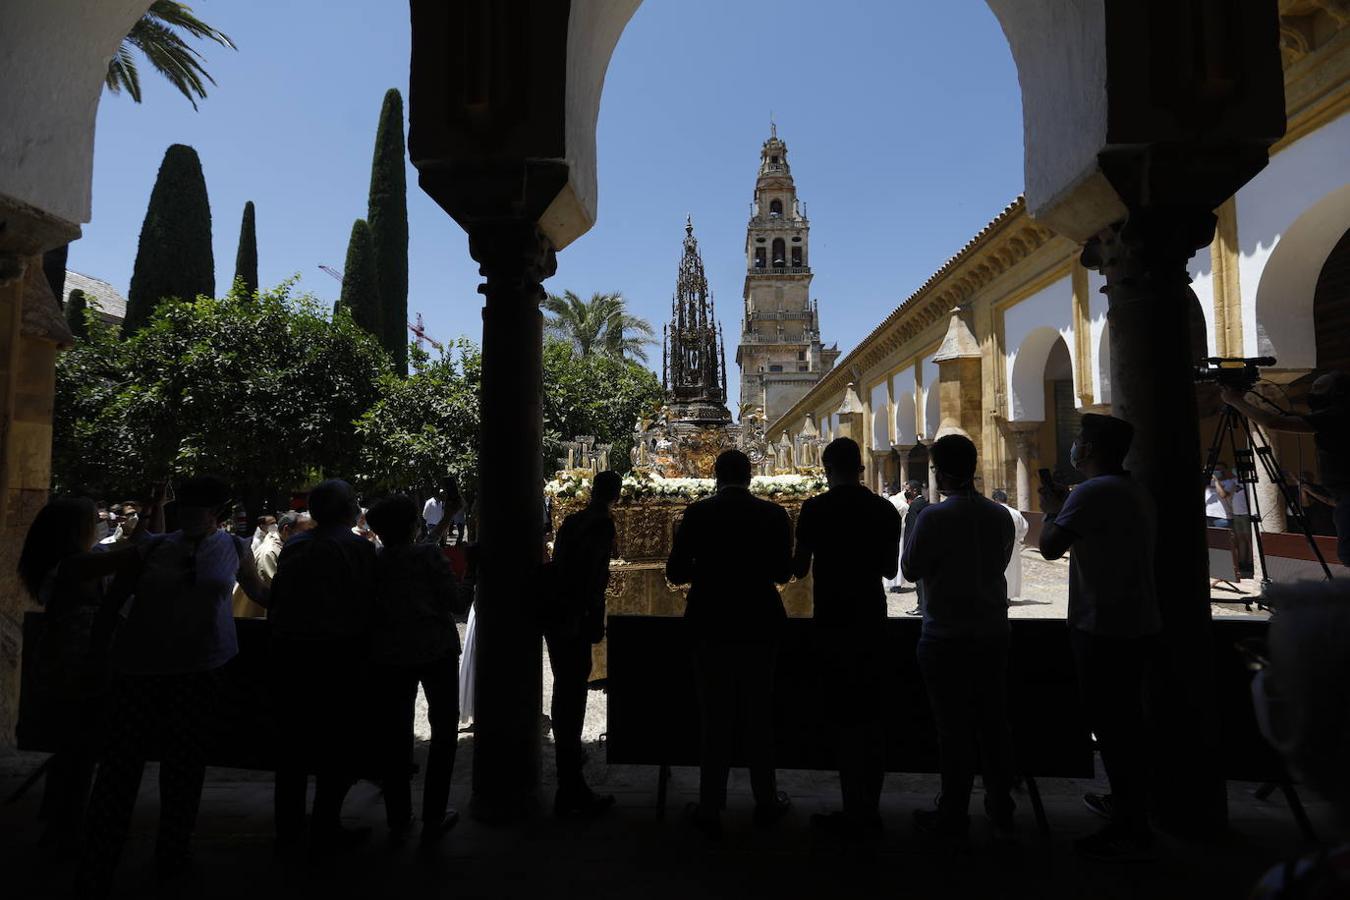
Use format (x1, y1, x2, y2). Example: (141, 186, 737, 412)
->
(75, 669, 220, 896)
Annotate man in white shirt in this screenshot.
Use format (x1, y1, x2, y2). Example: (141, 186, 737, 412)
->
(1216, 463, 1253, 579)
(1204, 467, 1233, 527)
(991, 490, 1030, 602)
(1040, 413, 1161, 861)
(902, 434, 1016, 840)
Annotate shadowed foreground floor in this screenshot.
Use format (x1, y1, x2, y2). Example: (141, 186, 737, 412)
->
(0, 737, 1337, 900)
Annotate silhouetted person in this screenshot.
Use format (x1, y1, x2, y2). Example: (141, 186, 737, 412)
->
(1039, 413, 1160, 860)
(667, 449, 793, 838)
(267, 479, 376, 854)
(901, 435, 1016, 841)
(793, 438, 901, 838)
(902, 479, 929, 616)
(545, 470, 621, 817)
(18, 493, 161, 858)
(77, 477, 266, 896)
(363, 495, 466, 843)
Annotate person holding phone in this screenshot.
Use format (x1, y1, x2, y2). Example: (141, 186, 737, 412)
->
(1038, 414, 1161, 861)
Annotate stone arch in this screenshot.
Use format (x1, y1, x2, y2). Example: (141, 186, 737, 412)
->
(1314, 226, 1350, 373)
(893, 370, 918, 446)
(1095, 316, 1112, 405)
(1007, 326, 1063, 421)
(869, 382, 889, 451)
(1253, 184, 1350, 370)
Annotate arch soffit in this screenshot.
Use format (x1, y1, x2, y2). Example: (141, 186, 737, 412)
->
(1008, 326, 1065, 422)
(0, 0, 151, 233)
(1252, 183, 1350, 369)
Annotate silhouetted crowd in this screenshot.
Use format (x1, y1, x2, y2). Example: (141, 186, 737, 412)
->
(17, 411, 1350, 896)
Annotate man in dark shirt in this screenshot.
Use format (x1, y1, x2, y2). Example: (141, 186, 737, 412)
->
(267, 479, 377, 852)
(546, 470, 620, 818)
(793, 438, 901, 838)
(902, 434, 1016, 841)
(1222, 370, 1350, 565)
(903, 479, 929, 616)
(667, 450, 793, 838)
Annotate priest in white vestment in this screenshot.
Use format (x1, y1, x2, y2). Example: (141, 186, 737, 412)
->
(992, 489, 1030, 601)
(883, 485, 911, 591)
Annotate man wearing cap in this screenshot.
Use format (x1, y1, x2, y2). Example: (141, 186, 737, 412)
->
(1039, 413, 1161, 861)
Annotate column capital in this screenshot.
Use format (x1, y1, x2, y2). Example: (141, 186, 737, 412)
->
(468, 223, 557, 305)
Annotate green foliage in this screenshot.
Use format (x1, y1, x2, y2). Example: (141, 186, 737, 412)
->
(542, 340, 663, 474)
(125, 144, 214, 336)
(340, 219, 382, 341)
(54, 283, 388, 501)
(355, 339, 481, 495)
(368, 88, 409, 376)
(353, 337, 662, 497)
(232, 200, 258, 298)
(544, 290, 656, 362)
(65, 290, 88, 341)
(106, 1, 236, 109)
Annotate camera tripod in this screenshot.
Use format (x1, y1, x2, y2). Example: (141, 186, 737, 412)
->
(1202, 403, 1334, 608)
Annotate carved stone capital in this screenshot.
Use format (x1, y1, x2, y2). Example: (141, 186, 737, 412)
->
(468, 223, 557, 307)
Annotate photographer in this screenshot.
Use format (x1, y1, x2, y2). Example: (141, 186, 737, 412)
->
(1221, 369, 1350, 566)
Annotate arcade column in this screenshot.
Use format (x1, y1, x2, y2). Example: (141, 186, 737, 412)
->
(466, 222, 555, 822)
(1083, 208, 1227, 833)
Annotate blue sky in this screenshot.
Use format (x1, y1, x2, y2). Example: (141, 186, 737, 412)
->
(71, 0, 1023, 389)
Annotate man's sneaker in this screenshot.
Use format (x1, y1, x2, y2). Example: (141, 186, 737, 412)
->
(913, 808, 970, 843)
(554, 788, 615, 819)
(753, 791, 792, 826)
(1073, 825, 1154, 862)
(1083, 792, 1114, 821)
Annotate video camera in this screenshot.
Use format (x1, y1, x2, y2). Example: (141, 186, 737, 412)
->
(1193, 356, 1276, 390)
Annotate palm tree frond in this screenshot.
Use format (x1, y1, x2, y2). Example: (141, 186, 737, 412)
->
(127, 20, 212, 109)
(105, 45, 142, 102)
(146, 1, 236, 50)
(108, 1, 235, 109)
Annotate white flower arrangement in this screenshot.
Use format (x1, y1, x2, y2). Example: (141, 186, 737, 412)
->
(545, 470, 825, 503)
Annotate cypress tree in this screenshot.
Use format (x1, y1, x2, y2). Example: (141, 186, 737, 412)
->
(65, 289, 88, 340)
(233, 200, 258, 298)
(340, 219, 382, 340)
(124, 144, 214, 335)
(368, 88, 409, 375)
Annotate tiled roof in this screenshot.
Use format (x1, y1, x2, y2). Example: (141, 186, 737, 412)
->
(64, 270, 127, 323)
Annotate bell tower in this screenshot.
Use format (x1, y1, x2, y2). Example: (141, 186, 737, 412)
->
(736, 124, 837, 422)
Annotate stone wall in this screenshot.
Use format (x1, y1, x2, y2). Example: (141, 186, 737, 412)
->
(0, 258, 65, 753)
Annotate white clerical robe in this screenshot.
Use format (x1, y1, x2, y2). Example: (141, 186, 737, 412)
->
(884, 492, 911, 591)
(1001, 503, 1030, 600)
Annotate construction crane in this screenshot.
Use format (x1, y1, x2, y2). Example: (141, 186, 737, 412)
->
(319, 264, 446, 355)
(408, 312, 445, 354)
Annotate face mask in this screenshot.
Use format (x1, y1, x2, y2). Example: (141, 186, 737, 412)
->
(1069, 441, 1085, 471)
